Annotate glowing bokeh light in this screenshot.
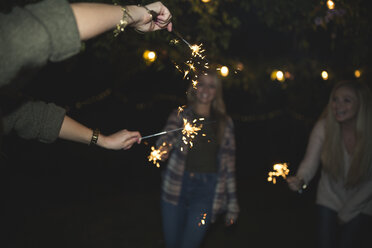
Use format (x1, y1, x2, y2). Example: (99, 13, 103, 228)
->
(219, 66, 229, 77)
(143, 50, 157, 63)
(276, 70, 285, 82)
(327, 0, 335, 10)
(354, 69, 361, 78)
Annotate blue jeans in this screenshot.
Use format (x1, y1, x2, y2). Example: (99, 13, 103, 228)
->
(161, 171, 217, 248)
(316, 205, 372, 248)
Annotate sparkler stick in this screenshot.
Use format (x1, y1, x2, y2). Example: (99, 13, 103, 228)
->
(141, 127, 184, 140)
(172, 30, 192, 48)
(141, 120, 216, 141)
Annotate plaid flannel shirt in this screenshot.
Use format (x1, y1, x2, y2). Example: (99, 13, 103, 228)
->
(156, 107, 239, 223)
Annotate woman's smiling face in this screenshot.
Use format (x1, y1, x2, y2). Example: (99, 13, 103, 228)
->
(195, 74, 217, 105)
(331, 86, 359, 124)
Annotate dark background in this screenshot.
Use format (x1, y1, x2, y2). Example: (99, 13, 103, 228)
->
(2, 0, 372, 247)
(3, 53, 321, 247)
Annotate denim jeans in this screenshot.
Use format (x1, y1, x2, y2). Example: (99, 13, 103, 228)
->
(316, 205, 372, 248)
(161, 171, 218, 248)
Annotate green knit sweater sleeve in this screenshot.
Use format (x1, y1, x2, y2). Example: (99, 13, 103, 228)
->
(2, 101, 66, 143)
(0, 0, 81, 86)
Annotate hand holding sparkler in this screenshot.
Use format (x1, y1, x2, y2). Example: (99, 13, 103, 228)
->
(129, 2, 173, 33)
(286, 175, 307, 194)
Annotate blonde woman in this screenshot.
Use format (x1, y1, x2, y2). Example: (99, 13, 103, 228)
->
(287, 80, 372, 248)
(156, 73, 239, 248)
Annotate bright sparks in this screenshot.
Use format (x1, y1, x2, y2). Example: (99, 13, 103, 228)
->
(192, 80, 198, 88)
(181, 118, 203, 148)
(190, 44, 205, 59)
(171, 38, 209, 89)
(178, 105, 186, 115)
(267, 163, 290, 184)
(148, 142, 168, 168)
(198, 213, 207, 227)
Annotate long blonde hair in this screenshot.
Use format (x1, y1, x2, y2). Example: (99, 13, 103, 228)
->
(186, 73, 227, 143)
(321, 80, 372, 187)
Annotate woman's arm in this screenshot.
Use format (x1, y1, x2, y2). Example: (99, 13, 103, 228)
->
(59, 116, 141, 150)
(287, 119, 325, 191)
(70, 1, 173, 40)
(0, 0, 172, 87)
(223, 117, 239, 225)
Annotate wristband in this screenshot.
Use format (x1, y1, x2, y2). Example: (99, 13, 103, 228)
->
(90, 128, 100, 145)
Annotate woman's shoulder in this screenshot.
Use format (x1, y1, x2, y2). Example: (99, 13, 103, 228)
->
(311, 117, 326, 138)
(314, 117, 326, 128)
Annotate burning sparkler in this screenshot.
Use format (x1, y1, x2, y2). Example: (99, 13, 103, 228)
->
(141, 117, 204, 142)
(148, 142, 169, 168)
(267, 163, 290, 184)
(177, 105, 186, 115)
(181, 117, 203, 148)
(172, 30, 192, 48)
(198, 213, 207, 227)
(169, 30, 209, 86)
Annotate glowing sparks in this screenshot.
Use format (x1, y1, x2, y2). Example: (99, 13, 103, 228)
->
(176, 43, 209, 82)
(267, 163, 290, 184)
(190, 44, 206, 59)
(170, 30, 209, 88)
(170, 39, 180, 45)
(177, 105, 186, 115)
(181, 118, 203, 148)
(198, 213, 207, 227)
(148, 142, 169, 168)
(192, 80, 198, 88)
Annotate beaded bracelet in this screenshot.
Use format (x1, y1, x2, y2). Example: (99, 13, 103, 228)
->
(113, 6, 132, 37)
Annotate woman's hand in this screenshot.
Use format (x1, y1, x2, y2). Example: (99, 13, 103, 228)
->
(98, 129, 141, 150)
(286, 176, 305, 192)
(127, 2, 172, 32)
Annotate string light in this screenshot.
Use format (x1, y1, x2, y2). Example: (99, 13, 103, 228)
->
(143, 50, 157, 63)
(354, 69, 361, 78)
(276, 70, 285, 82)
(218, 66, 229, 77)
(327, 0, 335, 10)
(270, 70, 285, 82)
(321, 70, 329, 80)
